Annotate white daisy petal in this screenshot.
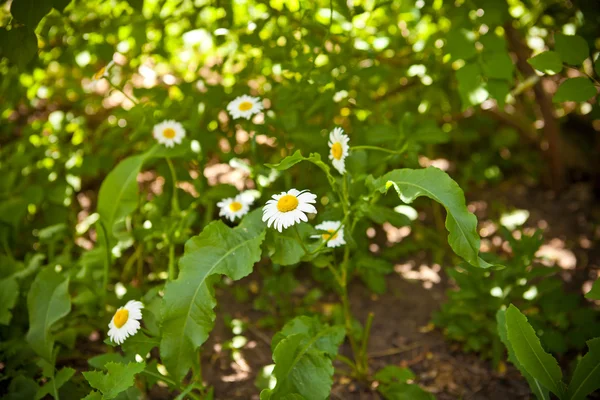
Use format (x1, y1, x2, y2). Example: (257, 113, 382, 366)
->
(261, 189, 317, 232)
(312, 220, 345, 248)
(227, 95, 264, 120)
(328, 127, 350, 175)
(152, 120, 186, 148)
(107, 300, 144, 345)
(217, 195, 250, 223)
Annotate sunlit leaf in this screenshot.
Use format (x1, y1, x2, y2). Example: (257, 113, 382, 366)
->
(82, 362, 145, 400)
(528, 51, 563, 75)
(553, 78, 597, 103)
(554, 34, 589, 65)
(567, 338, 600, 400)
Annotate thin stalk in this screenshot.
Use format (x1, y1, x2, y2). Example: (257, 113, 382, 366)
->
(166, 157, 180, 214)
(141, 370, 178, 388)
(52, 368, 60, 400)
(336, 354, 356, 369)
(168, 242, 176, 281)
(293, 225, 310, 254)
(358, 312, 374, 373)
(108, 81, 140, 106)
(350, 145, 406, 155)
(99, 222, 112, 308)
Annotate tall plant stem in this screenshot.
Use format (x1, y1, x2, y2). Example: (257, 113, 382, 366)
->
(99, 222, 111, 309)
(166, 157, 180, 214)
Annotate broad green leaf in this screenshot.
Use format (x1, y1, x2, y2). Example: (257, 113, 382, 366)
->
(528, 51, 563, 75)
(553, 78, 597, 103)
(456, 63, 488, 110)
(268, 223, 314, 266)
(265, 150, 305, 171)
(486, 79, 510, 107)
(369, 167, 491, 268)
(585, 278, 600, 300)
(83, 362, 145, 400)
(10, 0, 53, 28)
(482, 51, 515, 81)
(0, 277, 19, 325)
(505, 305, 563, 397)
(445, 29, 477, 61)
(0, 27, 38, 68)
(261, 317, 345, 400)
(6, 376, 39, 400)
(26, 268, 71, 361)
(378, 382, 434, 400)
(374, 366, 415, 384)
(82, 392, 102, 400)
(160, 219, 266, 382)
(497, 309, 550, 400)
(35, 367, 75, 399)
(121, 332, 160, 358)
(555, 34, 589, 65)
(566, 338, 600, 400)
(88, 353, 127, 370)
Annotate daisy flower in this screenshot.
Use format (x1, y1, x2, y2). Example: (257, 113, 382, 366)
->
(227, 95, 264, 120)
(153, 120, 186, 148)
(262, 189, 317, 232)
(328, 127, 350, 175)
(93, 60, 115, 81)
(218, 195, 250, 222)
(107, 300, 143, 345)
(312, 220, 346, 248)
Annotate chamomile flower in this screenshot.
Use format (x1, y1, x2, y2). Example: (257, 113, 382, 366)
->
(262, 189, 317, 232)
(153, 120, 186, 148)
(227, 95, 264, 120)
(328, 127, 350, 175)
(93, 60, 115, 81)
(312, 221, 346, 248)
(218, 195, 250, 222)
(107, 300, 143, 345)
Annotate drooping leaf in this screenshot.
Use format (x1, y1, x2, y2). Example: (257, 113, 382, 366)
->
(585, 278, 600, 300)
(10, 0, 53, 28)
(528, 51, 563, 75)
(35, 367, 75, 400)
(553, 78, 597, 103)
(505, 305, 563, 397)
(261, 317, 345, 400)
(82, 362, 145, 400)
(554, 33, 589, 65)
(160, 218, 266, 382)
(0, 277, 19, 325)
(497, 309, 550, 400)
(26, 268, 71, 361)
(369, 167, 491, 268)
(0, 27, 38, 68)
(566, 338, 600, 400)
(265, 150, 305, 171)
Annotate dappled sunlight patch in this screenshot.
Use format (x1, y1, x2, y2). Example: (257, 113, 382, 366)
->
(395, 262, 442, 289)
(536, 238, 577, 270)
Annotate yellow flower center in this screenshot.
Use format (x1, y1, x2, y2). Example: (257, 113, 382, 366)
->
(163, 128, 176, 139)
(229, 201, 243, 212)
(322, 229, 339, 240)
(331, 142, 343, 160)
(93, 66, 106, 80)
(238, 101, 253, 111)
(113, 309, 129, 328)
(277, 194, 299, 212)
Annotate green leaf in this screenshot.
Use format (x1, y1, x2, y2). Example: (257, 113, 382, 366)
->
(268, 223, 314, 266)
(0, 27, 38, 68)
(82, 392, 102, 400)
(456, 63, 489, 110)
(121, 332, 160, 358)
(356, 256, 394, 294)
(261, 317, 345, 400)
(585, 278, 600, 300)
(0, 277, 19, 325)
(160, 219, 266, 382)
(414, 121, 449, 144)
(126, 0, 143, 10)
(265, 150, 305, 171)
(378, 383, 434, 400)
(486, 80, 510, 107)
(528, 51, 563, 75)
(374, 366, 415, 384)
(566, 338, 600, 400)
(553, 78, 597, 103)
(6, 376, 39, 400)
(505, 305, 563, 397)
(445, 29, 477, 61)
(482, 51, 515, 81)
(595, 58, 600, 78)
(365, 204, 411, 227)
(52, 0, 72, 12)
(83, 362, 145, 400)
(26, 268, 71, 361)
(497, 309, 550, 400)
(35, 367, 75, 399)
(369, 167, 491, 268)
(10, 0, 53, 28)
(555, 34, 589, 65)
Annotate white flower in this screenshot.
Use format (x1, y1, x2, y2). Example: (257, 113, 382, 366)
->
(262, 189, 317, 232)
(93, 60, 115, 81)
(312, 220, 346, 248)
(108, 300, 143, 345)
(328, 127, 350, 174)
(227, 95, 264, 120)
(240, 189, 261, 206)
(217, 195, 250, 222)
(153, 120, 186, 148)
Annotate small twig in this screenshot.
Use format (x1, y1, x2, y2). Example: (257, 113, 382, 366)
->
(367, 343, 422, 358)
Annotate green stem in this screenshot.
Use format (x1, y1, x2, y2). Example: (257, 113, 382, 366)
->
(166, 158, 180, 214)
(52, 369, 60, 400)
(141, 370, 178, 387)
(99, 222, 112, 309)
(293, 225, 310, 254)
(358, 312, 374, 373)
(168, 242, 176, 281)
(350, 145, 406, 155)
(108, 80, 140, 105)
(336, 354, 356, 369)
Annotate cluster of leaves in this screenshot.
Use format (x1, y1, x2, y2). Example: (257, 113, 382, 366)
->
(434, 228, 600, 363)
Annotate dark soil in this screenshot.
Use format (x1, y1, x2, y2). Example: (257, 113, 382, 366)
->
(194, 181, 600, 400)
